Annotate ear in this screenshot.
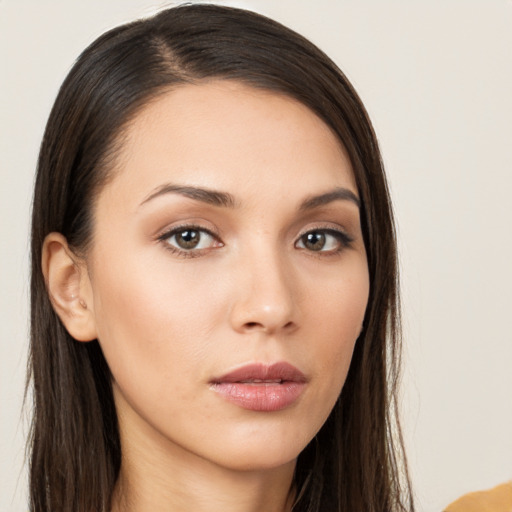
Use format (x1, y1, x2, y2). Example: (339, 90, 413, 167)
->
(42, 232, 97, 342)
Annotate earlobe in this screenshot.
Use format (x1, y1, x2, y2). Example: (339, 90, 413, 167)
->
(42, 232, 97, 342)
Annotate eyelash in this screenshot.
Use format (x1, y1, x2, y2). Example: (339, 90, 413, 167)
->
(157, 224, 354, 258)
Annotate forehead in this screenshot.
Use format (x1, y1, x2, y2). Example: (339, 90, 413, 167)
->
(104, 80, 356, 207)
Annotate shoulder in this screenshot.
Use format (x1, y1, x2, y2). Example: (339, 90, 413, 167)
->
(444, 482, 512, 512)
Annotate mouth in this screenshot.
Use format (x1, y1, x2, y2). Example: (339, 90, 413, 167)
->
(209, 362, 307, 412)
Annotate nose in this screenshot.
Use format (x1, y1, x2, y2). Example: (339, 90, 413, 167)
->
(229, 248, 299, 336)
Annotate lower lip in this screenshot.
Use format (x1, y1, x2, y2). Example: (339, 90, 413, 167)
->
(211, 382, 306, 412)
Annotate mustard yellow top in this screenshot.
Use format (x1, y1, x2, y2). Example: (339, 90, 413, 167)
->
(444, 482, 512, 512)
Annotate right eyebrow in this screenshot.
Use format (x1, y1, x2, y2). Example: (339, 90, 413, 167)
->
(299, 187, 360, 211)
(139, 183, 237, 208)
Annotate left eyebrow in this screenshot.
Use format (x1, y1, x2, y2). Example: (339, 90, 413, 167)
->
(139, 183, 237, 208)
(299, 187, 360, 211)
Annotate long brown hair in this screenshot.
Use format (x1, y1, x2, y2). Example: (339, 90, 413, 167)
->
(28, 4, 414, 511)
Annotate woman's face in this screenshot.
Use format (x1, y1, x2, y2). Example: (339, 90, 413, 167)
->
(84, 81, 369, 471)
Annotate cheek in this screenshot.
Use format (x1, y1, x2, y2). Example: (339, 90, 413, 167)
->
(297, 260, 369, 415)
(310, 262, 368, 343)
(88, 251, 226, 389)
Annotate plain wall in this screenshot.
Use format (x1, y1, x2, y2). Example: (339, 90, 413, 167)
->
(1, 1, 511, 510)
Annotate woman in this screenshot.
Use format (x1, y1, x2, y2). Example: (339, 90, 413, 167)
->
(28, 4, 414, 511)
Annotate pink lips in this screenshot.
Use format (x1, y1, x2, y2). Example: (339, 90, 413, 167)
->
(210, 362, 307, 412)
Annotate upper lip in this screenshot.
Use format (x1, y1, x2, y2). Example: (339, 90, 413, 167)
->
(211, 362, 307, 384)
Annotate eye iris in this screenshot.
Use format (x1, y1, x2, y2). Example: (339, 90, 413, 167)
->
(304, 232, 326, 251)
(176, 229, 200, 249)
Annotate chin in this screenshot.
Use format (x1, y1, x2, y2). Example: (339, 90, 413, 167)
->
(203, 427, 312, 473)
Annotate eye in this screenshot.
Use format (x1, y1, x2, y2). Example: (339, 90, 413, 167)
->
(159, 226, 222, 254)
(295, 229, 352, 253)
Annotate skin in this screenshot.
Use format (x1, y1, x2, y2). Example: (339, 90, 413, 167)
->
(45, 81, 369, 512)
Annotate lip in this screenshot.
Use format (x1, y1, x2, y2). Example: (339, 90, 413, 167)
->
(209, 362, 307, 412)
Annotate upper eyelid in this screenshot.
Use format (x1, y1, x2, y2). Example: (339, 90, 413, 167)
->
(296, 223, 353, 239)
(297, 228, 353, 243)
(157, 223, 220, 240)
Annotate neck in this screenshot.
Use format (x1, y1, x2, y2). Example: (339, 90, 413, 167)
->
(112, 459, 296, 512)
(111, 396, 296, 512)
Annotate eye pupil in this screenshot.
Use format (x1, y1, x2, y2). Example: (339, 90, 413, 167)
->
(176, 230, 200, 249)
(304, 232, 325, 251)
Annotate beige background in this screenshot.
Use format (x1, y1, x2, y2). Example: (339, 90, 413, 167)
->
(1, 1, 511, 510)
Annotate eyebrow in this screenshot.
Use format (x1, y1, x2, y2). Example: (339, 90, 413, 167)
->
(299, 188, 360, 210)
(140, 183, 360, 210)
(140, 183, 237, 208)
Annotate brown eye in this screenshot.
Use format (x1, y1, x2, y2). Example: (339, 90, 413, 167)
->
(175, 229, 200, 249)
(296, 229, 353, 253)
(302, 232, 326, 251)
(161, 227, 221, 253)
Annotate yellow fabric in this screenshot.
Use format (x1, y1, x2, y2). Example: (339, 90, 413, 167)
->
(444, 482, 512, 512)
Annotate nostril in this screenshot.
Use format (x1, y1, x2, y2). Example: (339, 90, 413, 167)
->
(242, 320, 296, 333)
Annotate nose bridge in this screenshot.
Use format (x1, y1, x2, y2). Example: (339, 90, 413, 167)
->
(230, 237, 297, 334)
